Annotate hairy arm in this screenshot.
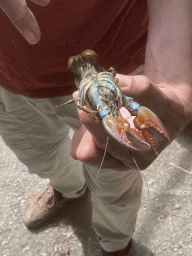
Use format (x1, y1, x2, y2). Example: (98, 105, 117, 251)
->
(146, 0, 192, 86)
(145, 0, 192, 130)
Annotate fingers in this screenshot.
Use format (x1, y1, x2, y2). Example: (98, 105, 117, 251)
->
(0, 0, 50, 44)
(71, 101, 146, 170)
(72, 90, 110, 149)
(71, 125, 132, 171)
(72, 92, 133, 169)
(72, 89, 156, 170)
(73, 74, 184, 170)
(71, 118, 155, 171)
(116, 74, 169, 121)
(117, 74, 172, 150)
(116, 74, 153, 99)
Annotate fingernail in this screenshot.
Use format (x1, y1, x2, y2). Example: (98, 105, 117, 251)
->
(116, 74, 130, 87)
(72, 91, 78, 100)
(23, 30, 39, 44)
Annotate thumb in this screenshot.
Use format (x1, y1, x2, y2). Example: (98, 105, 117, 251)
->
(116, 73, 170, 125)
(116, 74, 154, 100)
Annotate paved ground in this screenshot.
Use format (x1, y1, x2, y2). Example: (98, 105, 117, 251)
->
(0, 122, 192, 256)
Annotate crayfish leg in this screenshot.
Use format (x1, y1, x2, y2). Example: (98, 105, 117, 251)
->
(76, 103, 98, 119)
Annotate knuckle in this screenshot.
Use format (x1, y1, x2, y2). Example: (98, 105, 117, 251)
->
(76, 147, 93, 164)
(139, 75, 154, 94)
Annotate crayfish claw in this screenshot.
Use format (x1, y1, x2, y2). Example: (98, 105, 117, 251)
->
(134, 107, 170, 153)
(142, 130, 158, 155)
(102, 116, 150, 150)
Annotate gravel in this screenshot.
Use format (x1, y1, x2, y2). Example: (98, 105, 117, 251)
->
(0, 122, 192, 256)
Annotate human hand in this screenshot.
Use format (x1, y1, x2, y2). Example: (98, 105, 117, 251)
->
(71, 74, 192, 171)
(0, 0, 50, 44)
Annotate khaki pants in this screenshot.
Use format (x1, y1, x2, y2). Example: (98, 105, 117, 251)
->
(0, 85, 142, 252)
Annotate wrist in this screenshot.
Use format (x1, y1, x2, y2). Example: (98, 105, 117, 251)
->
(154, 82, 192, 139)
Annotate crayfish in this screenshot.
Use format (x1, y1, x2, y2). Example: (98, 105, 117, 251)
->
(65, 49, 170, 154)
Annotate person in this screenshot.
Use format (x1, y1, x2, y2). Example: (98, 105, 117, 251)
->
(0, 0, 192, 255)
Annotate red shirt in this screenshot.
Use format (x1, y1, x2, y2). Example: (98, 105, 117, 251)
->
(0, 0, 148, 98)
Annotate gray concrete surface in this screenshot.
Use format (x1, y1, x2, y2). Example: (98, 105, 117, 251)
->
(0, 122, 192, 256)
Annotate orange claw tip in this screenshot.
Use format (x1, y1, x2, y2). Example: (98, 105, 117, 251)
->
(102, 116, 140, 150)
(135, 107, 170, 143)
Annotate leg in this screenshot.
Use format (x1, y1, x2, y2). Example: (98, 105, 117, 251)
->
(83, 164, 142, 253)
(0, 88, 86, 197)
(0, 88, 86, 227)
(42, 96, 142, 253)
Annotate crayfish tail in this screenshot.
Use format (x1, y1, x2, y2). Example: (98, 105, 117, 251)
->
(81, 49, 98, 68)
(68, 49, 98, 77)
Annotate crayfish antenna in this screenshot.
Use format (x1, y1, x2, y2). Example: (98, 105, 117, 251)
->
(130, 151, 150, 200)
(55, 99, 75, 108)
(93, 136, 109, 189)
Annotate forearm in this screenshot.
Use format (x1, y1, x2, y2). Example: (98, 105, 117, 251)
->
(146, 0, 192, 85)
(144, 0, 192, 129)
